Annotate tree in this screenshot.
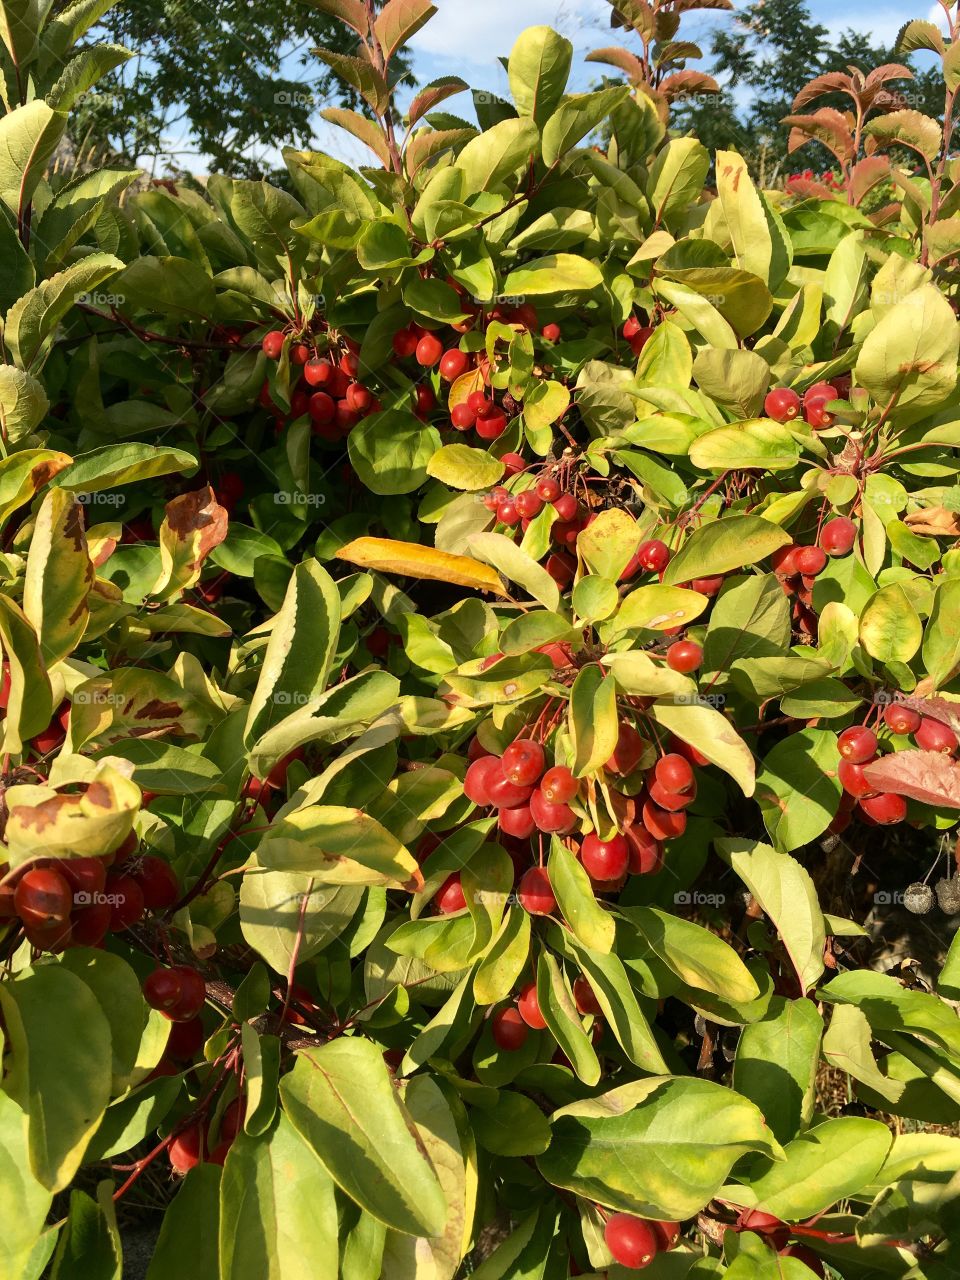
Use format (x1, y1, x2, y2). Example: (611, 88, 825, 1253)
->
(64, 0, 412, 180)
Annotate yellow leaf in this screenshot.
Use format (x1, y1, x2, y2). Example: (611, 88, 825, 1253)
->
(337, 537, 509, 596)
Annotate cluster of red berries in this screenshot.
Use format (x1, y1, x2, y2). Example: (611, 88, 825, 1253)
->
(167, 1096, 244, 1173)
(0, 833, 178, 952)
(831, 709, 958, 830)
(765, 379, 848, 430)
(261, 334, 381, 440)
(144, 963, 207, 1022)
(602, 1213, 682, 1270)
(490, 974, 605, 1052)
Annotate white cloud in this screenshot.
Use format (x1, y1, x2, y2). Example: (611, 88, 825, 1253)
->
(410, 0, 611, 72)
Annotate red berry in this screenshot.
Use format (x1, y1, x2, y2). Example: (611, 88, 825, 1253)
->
(514, 490, 544, 519)
(70, 903, 111, 947)
(518, 866, 556, 915)
(451, 403, 475, 430)
(738, 1210, 789, 1250)
(535, 476, 561, 502)
(573, 975, 602, 1015)
(636, 539, 670, 573)
(648, 779, 694, 811)
(135, 855, 180, 909)
(545, 552, 576, 587)
(691, 574, 724, 596)
(166, 1015, 205, 1062)
(289, 343, 310, 366)
(497, 500, 521, 526)
(517, 981, 547, 1029)
(764, 387, 801, 422)
(652, 1222, 681, 1251)
(837, 726, 878, 763)
(14, 868, 72, 929)
(666, 641, 702, 673)
(770, 545, 800, 576)
(530, 788, 577, 833)
(804, 381, 838, 406)
(475, 411, 507, 440)
(499, 805, 536, 839)
(915, 716, 958, 753)
(625, 825, 662, 874)
(261, 331, 284, 360)
(654, 753, 695, 794)
(467, 390, 491, 415)
(551, 519, 581, 548)
(106, 875, 145, 930)
(392, 328, 418, 359)
(779, 1243, 825, 1276)
(501, 453, 526, 476)
(883, 703, 922, 735)
(169, 1123, 203, 1173)
(540, 766, 577, 805)
(552, 493, 579, 521)
(486, 763, 535, 809)
(439, 349, 469, 381)
(144, 968, 183, 1013)
(416, 333, 443, 366)
(413, 384, 435, 415)
(794, 546, 827, 576)
(165, 967, 206, 1021)
(606, 722, 646, 776)
(501, 739, 546, 786)
(308, 391, 335, 424)
(859, 792, 907, 825)
(622, 316, 642, 339)
(492, 1006, 528, 1050)
(838, 759, 878, 798)
(541, 323, 561, 342)
(581, 833, 629, 882)
(218, 1098, 245, 1144)
(436, 874, 467, 914)
(303, 358, 333, 386)
(820, 517, 856, 556)
(339, 350, 359, 378)
(804, 396, 835, 429)
(346, 383, 374, 414)
(509, 303, 538, 330)
(58, 857, 107, 899)
(604, 1214, 659, 1269)
(641, 799, 687, 841)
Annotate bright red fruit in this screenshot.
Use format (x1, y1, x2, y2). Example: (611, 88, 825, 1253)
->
(573, 975, 602, 1015)
(475, 410, 507, 440)
(738, 1210, 789, 1250)
(169, 1124, 203, 1173)
(883, 703, 922, 735)
(804, 381, 838, 406)
(497, 499, 521, 526)
(166, 967, 206, 1021)
(14, 868, 73, 929)
(464, 755, 501, 806)
(492, 1006, 528, 1050)
(552, 493, 579, 521)
(837, 725, 878, 763)
(308, 391, 335, 424)
(144, 968, 183, 1012)
(485, 764, 535, 809)
(655, 753, 695, 794)
(451, 403, 475, 430)
(501, 452, 525, 475)
(439, 348, 469, 380)
(764, 387, 801, 422)
(415, 333, 443, 366)
(514, 490, 543, 519)
(436, 875, 467, 914)
(541, 322, 561, 341)
(805, 396, 835, 429)
(641, 800, 687, 841)
(107, 875, 146, 929)
(71, 903, 112, 947)
(535, 476, 561, 502)
(794, 545, 827, 576)
(261, 331, 284, 360)
(518, 867, 556, 915)
(303, 358, 333, 386)
(581, 833, 629, 881)
(540, 766, 577, 805)
(820, 517, 856, 556)
(622, 316, 643, 339)
(604, 1214, 659, 1269)
(345, 382, 374, 414)
(652, 1222, 681, 1250)
(606, 722, 646, 776)
(517, 981, 547, 1029)
(636, 539, 670, 573)
(770, 545, 800, 576)
(499, 805, 535, 839)
(838, 760, 878, 798)
(501, 739, 545, 786)
(666, 640, 702, 673)
(392, 328, 418, 359)
(59, 857, 107, 898)
(649, 780, 694, 812)
(859, 792, 907, 824)
(546, 552, 576, 587)
(915, 716, 958, 753)
(625, 825, 662, 874)
(530, 788, 576, 833)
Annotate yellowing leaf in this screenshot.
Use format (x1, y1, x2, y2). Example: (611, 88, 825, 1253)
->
(337, 537, 509, 596)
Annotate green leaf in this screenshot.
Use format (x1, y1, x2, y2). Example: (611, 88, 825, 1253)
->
(50, 1183, 121, 1280)
(821, 970, 960, 1059)
(240, 868, 362, 974)
(0, 100, 65, 219)
(542, 86, 631, 165)
(258, 804, 418, 888)
(576, 507, 640, 580)
(715, 150, 790, 289)
(548, 839, 615, 953)
(0, 965, 111, 1191)
(689, 419, 800, 472)
(623, 907, 760, 1004)
(22, 488, 93, 667)
(568, 663, 619, 778)
(244, 559, 341, 747)
(538, 1076, 780, 1220)
(822, 1004, 905, 1104)
(0, 1091, 52, 1280)
(661, 516, 791, 585)
(58, 949, 150, 1094)
(0, 592, 53, 754)
(702, 574, 791, 677)
(455, 118, 540, 193)
(4, 253, 124, 371)
(691, 348, 770, 418)
(473, 907, 530, 1005)
(718, 838, 825, 993)
(348, 409, 442, 495)
(53, 444, 196, 493)
(426, 443, 504, 491)
(0, 0, 40, 72)
(278, 1037, 447, 1236)
(0, 364, 46, 443)
(508, 25, 572, 126)
(473, 1091, 551, 1157)
(859, 582, 923, 664)
(467, 531, 561, 611)
(733, 997, 822, 1144)
(856, 284, 958, 413)
(650, 698, 756, 796)
(536, 949, 600, 1085)
(648, 137, 710, 232)
(147, 1165, 221, 1280)
(613, 584, 709, 634)
(756, 728, 842, 852)
(219, 1114, 337, 1280)
(502, 253, 603, 297)
(728, 1117, 892, 1219)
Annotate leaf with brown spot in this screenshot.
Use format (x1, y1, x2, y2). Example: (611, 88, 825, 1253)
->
(69, 669, 213, 748)
(4, 765, 141, 864)
(862, 750, 960, 809)
(151, 486, 228, 601)
(0, 449, 71, 529)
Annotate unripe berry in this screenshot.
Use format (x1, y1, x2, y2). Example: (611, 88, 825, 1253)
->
(492, 1006, 528, 1050)
(764, 387, 801, 422)
(604, 1214, 659, 1269)
(820, 517, 856, 556)
(436, 875, 467, 914)
(581, 833, 629, 881)
(666, 641, 702, 673)
(518, 866, 556, 915)
(517, 981, 547, 1028)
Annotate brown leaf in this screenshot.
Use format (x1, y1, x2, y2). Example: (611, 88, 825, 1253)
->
(862, 750, 960, 809)
(904, 506, 960, 537)
(791, 72, 855, 112)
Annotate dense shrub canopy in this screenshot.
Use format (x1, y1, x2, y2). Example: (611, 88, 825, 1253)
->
(1, 1, 960, 1277)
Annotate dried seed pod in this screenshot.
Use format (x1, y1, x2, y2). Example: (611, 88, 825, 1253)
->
(903, 882, 935, 915)
(935, 875, 960, 915)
